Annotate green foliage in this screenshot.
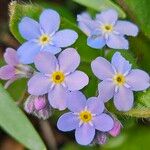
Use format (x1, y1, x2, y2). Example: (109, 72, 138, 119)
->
(73, 0, 126, 18)
(124, 0, 150, 40)
(129, 34, 150, 72)
(0, 83, 46, 150)
(102, 125, 150, 150)
(7, 79, 27, 101)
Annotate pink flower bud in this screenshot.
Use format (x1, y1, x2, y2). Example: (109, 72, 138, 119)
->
(24, 95, 52, 120)
(34, 96, 47, 111)
(109, 120, 122, 137)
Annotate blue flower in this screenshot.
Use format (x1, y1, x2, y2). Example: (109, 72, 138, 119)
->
(57, 91, 114, 145)
(27, 48, 89, 110)
(91, 52, 150, 111)
(17, 9, 78, 64)
(77, 9, 139, 49)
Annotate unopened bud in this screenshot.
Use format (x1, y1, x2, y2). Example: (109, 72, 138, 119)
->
(108, 120, 122, 137)
(34, 96, 47, 111)
(24, 95, 52, 120)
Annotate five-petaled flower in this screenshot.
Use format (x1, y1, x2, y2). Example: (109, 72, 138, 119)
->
(17, 9, 78, 64)
(0, 48, 33, 88)
(28, 48, 89, 110)
(91, 52, 150, 111)
(77, 9, 138, 49)
(57, 91, 114, 145)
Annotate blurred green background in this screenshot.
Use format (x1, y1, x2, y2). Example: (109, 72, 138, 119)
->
(0, 0, 150, 150)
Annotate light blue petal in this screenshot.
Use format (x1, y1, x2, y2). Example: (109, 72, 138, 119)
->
(98, 81, 115, 102)
(53, 29, 78, 47)
(106, 34, 129, 49)
(58, 48, 80, 73)
(111, 52, 132, 74)
(34, 51, 58, 74)
(57, 112, 78, 131)
(115, 21, 139, 36)
(65, 71, 89, 91)
(42, 44, 62, 54)
(28, 73, 51, 96)
(126, 69, 150, 91)
(17, 41, 40, 64)
(39, 9, 60, 34)
(91, 57, 114, 80)
(87, 35, 106, 49)
(114, 86, 134, 111)
(75, 124, 95, 145)
(48, 85, 69, 110)
(86, 97, 104, 115)
(67, 91, 86, 113)
(93, 113, 114, 131)
(19, 17, 40, 40)
(96, 9, 118, 25)
(77, 12, 99, 36)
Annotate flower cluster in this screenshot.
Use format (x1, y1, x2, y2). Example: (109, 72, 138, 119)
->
(0, 8, 150, 146)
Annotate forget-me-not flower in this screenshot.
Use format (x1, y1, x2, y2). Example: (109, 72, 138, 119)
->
(28, 48, 89, 110)
(0, 48, 33, 88)
(17, 9, 78, 64)
(57, 91, 114, 145)
(91, 52, 150, 111)
(77, 9, 138, 49)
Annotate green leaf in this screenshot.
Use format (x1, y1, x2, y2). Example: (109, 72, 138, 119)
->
(7, 78, 27, 101)
(121, 0, 150, 40)
(9, 2, 102, 97)
(129, 34, 150, 72)
(73, 0, 126, 18)
(122, 89, 150, 118)
(0, 83, 46, 150)
(102, 125, 150, 150)
(9, 1, 43, 43)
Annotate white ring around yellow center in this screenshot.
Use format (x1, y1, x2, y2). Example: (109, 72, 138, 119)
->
(79, 110, 92, 123)
(113, 73, 126, 86)
(39, 34, 51, 45)
(101, 24, 113, 33)
(51, 71, 65, 84)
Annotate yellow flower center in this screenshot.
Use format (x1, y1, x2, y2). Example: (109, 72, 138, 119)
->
(101, 24, 113, 33)
(113, 73, 126, 86)
(51, 71, 65, 84)
(39, 34, 50, 45)
(79, 111, 92, 123)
